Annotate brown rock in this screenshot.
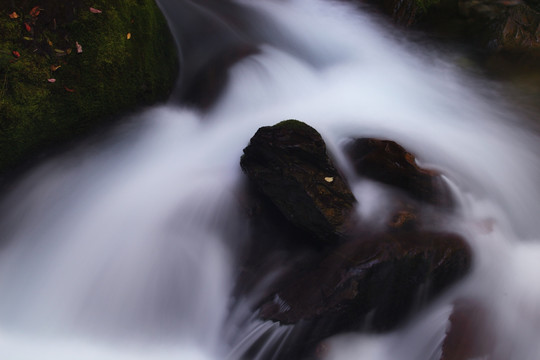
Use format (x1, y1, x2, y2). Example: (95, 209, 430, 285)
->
(441, 299, 496, 360)
(259, 231, 472, 332)
(344, 138, 455, 208)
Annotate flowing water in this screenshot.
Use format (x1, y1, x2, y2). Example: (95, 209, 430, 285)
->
(2, 0, 540, 359)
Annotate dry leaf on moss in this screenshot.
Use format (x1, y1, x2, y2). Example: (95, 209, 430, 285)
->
(30, 6, 41, 17)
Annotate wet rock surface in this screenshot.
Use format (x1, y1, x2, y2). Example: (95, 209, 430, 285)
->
(344, 138, 455, 208)
(259, 231, 472, 330)
(240, 120, 357, 244)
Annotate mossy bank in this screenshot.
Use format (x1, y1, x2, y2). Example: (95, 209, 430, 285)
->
(0, 0, 178, 174)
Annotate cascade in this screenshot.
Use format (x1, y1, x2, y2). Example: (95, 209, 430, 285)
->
(1, 0, 540, 359)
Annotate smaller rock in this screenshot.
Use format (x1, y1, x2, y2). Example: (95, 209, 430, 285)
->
(344, 138, 454, 208)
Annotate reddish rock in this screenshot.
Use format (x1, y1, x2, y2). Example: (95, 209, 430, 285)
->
(441, 299, 496, 360)
(344, 138, 454, 208)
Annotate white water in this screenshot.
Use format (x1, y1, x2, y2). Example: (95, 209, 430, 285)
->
(1, 0, 540, 358)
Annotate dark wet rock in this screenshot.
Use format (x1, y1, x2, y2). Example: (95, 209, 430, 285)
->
(379, 0, 424, 26)
(259, 231, 472, 330)
(344, 138, 454, 208)
(240, 120, 357, 244)
(499, 4, 540, 50)
(347, 0, 439, 26)
(159, 0, 259, 109)
(441, 299, 496, 360)
(181, 44, 259, 109)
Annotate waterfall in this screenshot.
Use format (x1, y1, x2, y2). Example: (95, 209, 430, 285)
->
(1, 0, 540, 359)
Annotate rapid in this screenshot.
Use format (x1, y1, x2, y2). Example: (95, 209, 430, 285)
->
(1, 0, 540, 359)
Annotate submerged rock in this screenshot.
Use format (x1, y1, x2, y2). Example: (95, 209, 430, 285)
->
(259, 231, 472, 332)
(240, 120, 357, 244)
(344, 138, 455, 208)
(441, 299, 496, 360)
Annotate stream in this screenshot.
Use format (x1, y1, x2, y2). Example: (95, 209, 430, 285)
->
(1, 0, 540, 359)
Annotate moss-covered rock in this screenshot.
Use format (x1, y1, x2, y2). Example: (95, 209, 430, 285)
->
(0, 0, 178, 173)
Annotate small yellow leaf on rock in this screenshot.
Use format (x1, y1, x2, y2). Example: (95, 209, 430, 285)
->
(324, 177, 334, 183)
(126, 32, 131, 40)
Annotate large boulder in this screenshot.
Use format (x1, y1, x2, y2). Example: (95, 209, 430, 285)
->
(240, 120, 357, 244)
(259, 231, 472, 332)
(158, 0, 259, 109)
(344, 138, 455, 208)
(0, 0, 178, 174)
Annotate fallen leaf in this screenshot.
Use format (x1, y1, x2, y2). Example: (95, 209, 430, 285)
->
(9, 12, 19, 19)
(64, 86, 75, 92)
(324, 177, 334, 183)
(24, 23, 32, 32)
(89, 7, 102, 14)
(30, 6, 41, 17)
(76, 41, 82, 53)
(66, 48, 72, 55)
(12, 51, 20, 58)
(47, 39, 53, 46)
(23, 36, 33, 41)
(47, 78, 56, 83)
(50, 64, 61, 71)
(54, 49, 65, 54)
(126, 32, 131, 40)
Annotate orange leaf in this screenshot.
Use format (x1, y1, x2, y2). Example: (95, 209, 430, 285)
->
(12, 51, 20, 58)
(8, 12, 19, 19)
(126, 32, 131, 40)
(89, 7, 102, 14)
(64, 86, 75, 93)
(24, 23, 32, 32)
(50, 64, 61, 71)
(30, 6, 41, 17)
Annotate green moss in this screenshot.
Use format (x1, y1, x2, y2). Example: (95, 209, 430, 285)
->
(275, 119, 311, 130)
(414, 0, 440, 13)
(0, 0, 178, 173)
